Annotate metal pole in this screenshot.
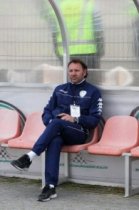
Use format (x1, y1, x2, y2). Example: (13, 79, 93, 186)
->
(48, 0, 70, 83)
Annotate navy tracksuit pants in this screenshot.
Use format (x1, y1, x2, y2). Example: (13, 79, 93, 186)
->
(32, 119, 87, 186)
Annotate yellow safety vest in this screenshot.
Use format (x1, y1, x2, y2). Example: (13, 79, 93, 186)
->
(56, 0, 97, 56)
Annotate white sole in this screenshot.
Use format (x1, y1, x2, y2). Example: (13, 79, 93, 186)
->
(38, 194, 57, 202)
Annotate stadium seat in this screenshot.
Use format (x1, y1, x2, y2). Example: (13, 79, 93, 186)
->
(88, 116, 139, 156)
(87, 115, 139, 197)
(131, 146, 139, 157)
(62, 126, 99, 153)
(0, 109, 20, 143)
(61, 116, 105, 153)
(7, 112, 45, 149)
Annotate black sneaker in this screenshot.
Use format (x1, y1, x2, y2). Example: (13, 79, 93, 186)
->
(38, 185, 57, 202)
(10, 154, 32, 171)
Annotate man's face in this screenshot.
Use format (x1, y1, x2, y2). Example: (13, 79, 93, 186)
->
(68, 62, 87, 84)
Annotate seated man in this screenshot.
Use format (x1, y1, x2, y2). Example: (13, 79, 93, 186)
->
(11, 59, 103, 202)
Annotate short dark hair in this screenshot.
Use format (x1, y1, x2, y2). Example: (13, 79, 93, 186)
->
(67, 59, 88, 78)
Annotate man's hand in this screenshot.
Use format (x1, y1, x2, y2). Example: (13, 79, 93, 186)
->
(57, 113, 75, 122)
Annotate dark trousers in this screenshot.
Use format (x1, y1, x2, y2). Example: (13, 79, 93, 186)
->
(32, 119, 87, 186)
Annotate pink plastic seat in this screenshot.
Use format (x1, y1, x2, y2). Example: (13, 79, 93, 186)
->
(8, 112, 45, 149)
(0, 109, 20, 143)
(62, 126, 99, 153)
(88, 116, 139, 156)
(130, 146, 139, 157)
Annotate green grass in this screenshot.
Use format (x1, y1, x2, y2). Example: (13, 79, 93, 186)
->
(0, 176, 124, 195)
(59, 182, 124, 195)
(0, 176, 41, 185)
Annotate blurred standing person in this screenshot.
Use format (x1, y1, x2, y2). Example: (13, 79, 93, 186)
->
(54, 0, 104, 69)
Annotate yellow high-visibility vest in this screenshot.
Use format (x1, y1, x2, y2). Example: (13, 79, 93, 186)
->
(56, 0, 97, 56)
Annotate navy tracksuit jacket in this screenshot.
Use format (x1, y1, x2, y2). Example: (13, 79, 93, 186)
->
(32, 80, 103, 186)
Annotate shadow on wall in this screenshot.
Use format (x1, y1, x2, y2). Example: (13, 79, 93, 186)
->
(102, 66, 133, 86)
(0, 65, 134, 87)
(5, 64, 63, 84)
(7, 69, 43, 83)
(35, 63, 63, 84)
(0, 69, 9, 82)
